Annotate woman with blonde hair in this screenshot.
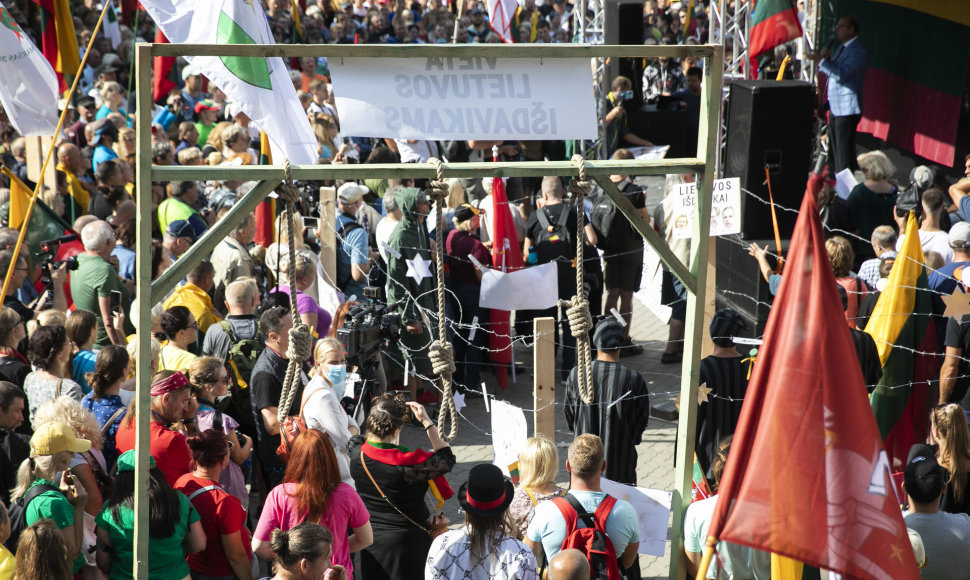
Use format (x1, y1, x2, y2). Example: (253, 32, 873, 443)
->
(270, 254, 332, 336)
(508, 435, 564, 538)
(121, 335, 160, 406)
(114, 127, 137, 166)
(95, 81, 127, 121)
(847, 150, 898, 264)
(185, 356, 252, 506)
(931, 403, 970, 516)
(11, 422, 91, 576)
(266, 208, 321, 302)
(303, 338, 358, 483)
(313, 114, 339, 161)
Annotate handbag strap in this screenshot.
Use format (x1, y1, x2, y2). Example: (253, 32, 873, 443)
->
(187, 484, 220, 502)
(359, 448, 430, 534)
(100, 407, 126, 436)
(55, 378, 62, 397)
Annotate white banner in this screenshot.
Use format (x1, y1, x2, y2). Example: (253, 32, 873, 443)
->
(672, 177, 742, 240)
(600, 478, 672, 557)
(330, 57, 597, 141)
(479, 262, 559, 311)
(491, 400, 528, 477)
(0, 3, 58, 136)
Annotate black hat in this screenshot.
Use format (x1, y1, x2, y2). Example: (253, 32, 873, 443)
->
(453, 203, 482, 223)
(593, 318, 624, 351)
(709, 309, 748, 347)
(76, 96, 96, 109)
(458, 464, 514, 518)
(904, 444, 945, 504)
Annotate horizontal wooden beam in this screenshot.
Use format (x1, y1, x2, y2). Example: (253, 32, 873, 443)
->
(149, 43, 716, 59)
(150, 159, 705, 182)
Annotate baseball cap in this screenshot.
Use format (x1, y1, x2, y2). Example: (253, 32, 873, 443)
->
(30, 422, 91, 456)
(115, 449, 157, 473)
(76, 96, 96, 109)
(91, 119, 119, 145)
(194, 99, 219, 113)
(181, 64, 201, 81)
(97, 61, 122, 76)
(593, 318, 625, 351)
(166, 220, 196, 241)
(337, 182, 369, 203)
(950, 222, 970, 248)
(453, 203, 482, 223)
(903, 444, 945, 504)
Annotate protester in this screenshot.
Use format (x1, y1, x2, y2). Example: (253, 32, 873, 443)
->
(547, 548, 591, 580)
(12, 520, 71, 580)
(185, 356, 251, 506)
(158, 306, 199, 371)
(930, 404, 970, 516)
(857, 225, 897, 289)
(264, 522, 347, 580)
(0, 382, 28, 504)
(0, 503, 13, 577)
(426, 463, 539, 579)
(176, 429, 254, 580)
(0, 308, 29, 388)
(846, 151, 897, 264)
(66, 310, 99, 394)
(826, 236, 869, 329)
(95, 450, 206, 579)
(24, 325, 84, 424)
(80, 344, 129, 468)
(210, 214, 258, 309)
(70, 220, 133, 347)
(114, 371, 193, 486)
(11, 422, 90, 575)
(305, 337, 358, 483)
(350, 394, 455, 579)
(564, 319, 651, 484)
(508, 436, 565, 539)
(253, 429, 372, 576)
(270, 254, 332, 337)
(162, 260, 223, 335)
(335, 183, 375, 301)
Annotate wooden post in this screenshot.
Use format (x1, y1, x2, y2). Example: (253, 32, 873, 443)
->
(702, 238, 717, 358)
(533, 316, 556, 439)
(318, 186, 337, 287)
(24, 136, 56, 193)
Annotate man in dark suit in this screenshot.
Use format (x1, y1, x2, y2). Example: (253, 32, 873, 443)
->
(811, 16, 867, 173)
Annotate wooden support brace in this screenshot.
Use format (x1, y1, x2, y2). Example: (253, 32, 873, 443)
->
(533, 316, 556, 440)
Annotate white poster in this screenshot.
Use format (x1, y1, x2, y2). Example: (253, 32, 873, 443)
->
(479, 262, 559, 311)
(672, 177, 742, 240)
(634, 245, 672, 324)
(491, 400, 528, 477)
(600, 478, 672, 557)
(330, 57, 597, 140)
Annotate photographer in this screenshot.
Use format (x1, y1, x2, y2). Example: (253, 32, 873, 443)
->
(604, 76, 653, 157)
(0, 249, 68, 322)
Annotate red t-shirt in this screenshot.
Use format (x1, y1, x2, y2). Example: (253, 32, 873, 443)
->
(174, 473, 252, 577)
(115, 420, 192, 486)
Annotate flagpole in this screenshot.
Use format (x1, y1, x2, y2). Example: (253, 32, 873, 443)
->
(0, 0, 115, 300)
(695, 539, 716, 580)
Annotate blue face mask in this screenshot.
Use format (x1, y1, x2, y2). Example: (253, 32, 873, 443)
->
(326, 364, 348, 399)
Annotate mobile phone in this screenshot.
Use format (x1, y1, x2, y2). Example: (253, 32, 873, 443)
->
(621, 90, 634, 101)
(110, 290, 122, 315)
(391, 389, 412, 402)
(303, 216, 320, 229)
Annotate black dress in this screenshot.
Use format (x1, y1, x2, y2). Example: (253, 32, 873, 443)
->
(350, 441, 456, 580)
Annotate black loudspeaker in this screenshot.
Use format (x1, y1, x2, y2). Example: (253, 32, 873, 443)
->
(715, 236, 790, 337)
(725, 80, 814, 240)
(604, 0, 644, 107)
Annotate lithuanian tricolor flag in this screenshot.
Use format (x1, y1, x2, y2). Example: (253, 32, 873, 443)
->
(828, 0, 969, 165)
(32, 0, 80, 92)
(749, 0, 801, 59)
(864, 211, 937, 470)
(254, 131, 277, 248)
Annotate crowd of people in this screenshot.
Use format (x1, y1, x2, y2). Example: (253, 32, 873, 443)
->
(0, 0, 968, 578)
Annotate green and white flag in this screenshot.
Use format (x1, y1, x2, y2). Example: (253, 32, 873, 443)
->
(0, 1, 59, 136)
(104, 0, 121, 49)
(140, 0, 316, 165)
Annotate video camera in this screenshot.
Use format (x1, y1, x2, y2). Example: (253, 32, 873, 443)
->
(336, 286, 402, 366)
(36, 234, 79, 300)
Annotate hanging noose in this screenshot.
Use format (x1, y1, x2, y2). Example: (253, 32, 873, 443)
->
(562, 155, 595, 405)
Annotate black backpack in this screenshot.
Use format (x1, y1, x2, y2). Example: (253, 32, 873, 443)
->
(533, 203, 574, 265)
(336, 219, 365, 291)
(590, 194, 634, 253)
(219, 320, 262, 438)
(5, 483, 57, 552)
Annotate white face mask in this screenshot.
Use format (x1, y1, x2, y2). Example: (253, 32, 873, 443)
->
(326, 364, 348, 400)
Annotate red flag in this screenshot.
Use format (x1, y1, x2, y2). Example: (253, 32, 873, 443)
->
(703, 183, 919, 579)
(152, 28, 176, 103)
(32, 0, 80, 92)
(488, 176, 523, 371)
(749, 0, 802, 59)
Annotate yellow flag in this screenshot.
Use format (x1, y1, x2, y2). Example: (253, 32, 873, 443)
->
(291, 0, 303, 41)
(771, 554, 803, 580)
(0, 166, 34, 230)
(53, 0, 81, 78)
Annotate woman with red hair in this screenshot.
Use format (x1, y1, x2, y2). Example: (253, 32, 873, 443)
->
(252, 429, 373, 576)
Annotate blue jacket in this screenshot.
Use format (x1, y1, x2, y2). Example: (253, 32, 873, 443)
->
(820, 38, 867, 117)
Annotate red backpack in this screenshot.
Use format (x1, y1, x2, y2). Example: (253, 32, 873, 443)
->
(552, 494, 622, 580)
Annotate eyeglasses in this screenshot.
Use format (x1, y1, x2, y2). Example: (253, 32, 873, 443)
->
(186, 322, 198, 330)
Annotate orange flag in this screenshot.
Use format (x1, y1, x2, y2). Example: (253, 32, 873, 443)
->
(702, 181, 919, 579)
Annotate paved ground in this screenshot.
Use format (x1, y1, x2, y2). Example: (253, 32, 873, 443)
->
(398, 175, 683, 579)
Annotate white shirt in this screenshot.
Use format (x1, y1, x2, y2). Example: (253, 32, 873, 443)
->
(302, 376, 357, 485)
(394, 139, 437, 163)
(896, 230, 954, 266)
(376, 216, 399, 263)
(425, 527, 539, 580)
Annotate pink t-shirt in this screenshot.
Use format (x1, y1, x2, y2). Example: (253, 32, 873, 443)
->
(254, 482, 369, 575)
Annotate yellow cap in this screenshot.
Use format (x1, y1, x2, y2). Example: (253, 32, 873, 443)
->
(30, 422, 91, 456)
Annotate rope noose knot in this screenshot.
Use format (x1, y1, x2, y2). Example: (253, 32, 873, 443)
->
(425, 158, 450, 204)
(274, 159, 301, 204)
(429, 340, 456, 377)
(565, 154, 595, 405)
(564, 296, 593, 339)
(286, 324, 313, 363)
